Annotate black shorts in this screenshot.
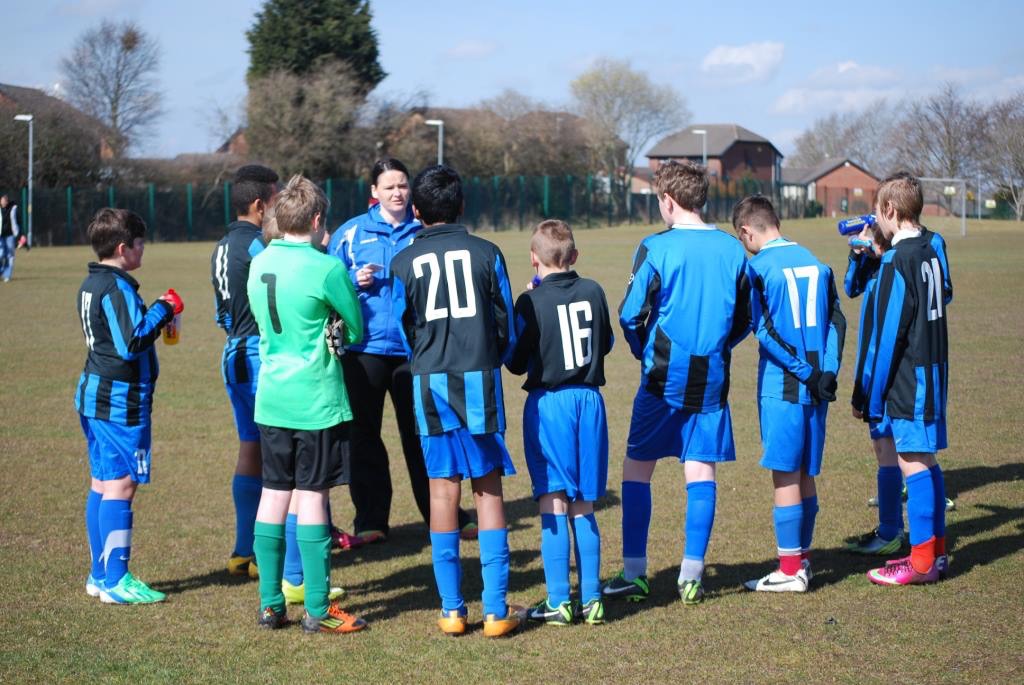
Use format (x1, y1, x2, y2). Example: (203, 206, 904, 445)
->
(257, 422, 351, 491)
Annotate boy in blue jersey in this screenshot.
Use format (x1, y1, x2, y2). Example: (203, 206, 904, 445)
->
(844, 200, 954, 556)
(390, 165, 523, 637)
(854, 174, 951, 586)
(731, 196, 846, 592)
(606, 160, 751, 605)
(506, 220, 614, 625)
(76, 208, 182, 603)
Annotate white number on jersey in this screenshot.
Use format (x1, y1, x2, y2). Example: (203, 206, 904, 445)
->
(556, 301, 593, 370)
(921, 257, 944, 321)
(80, 291, 95, 350)
(782, 265, 819, 329)
(412, 250, 477, 321)
(214, 244, 230, 300)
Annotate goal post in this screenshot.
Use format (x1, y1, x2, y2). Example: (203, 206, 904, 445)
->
(919, 177, 967, 237)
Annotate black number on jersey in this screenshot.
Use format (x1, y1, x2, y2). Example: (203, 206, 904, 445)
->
(261, 273, 283, 334)
(412, 250, 478, 321)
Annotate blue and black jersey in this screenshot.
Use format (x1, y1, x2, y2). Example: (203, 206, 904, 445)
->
(506, 271, 614, 390)
(854, 230, 949, 422)
(391, 224, 516, 436)
(748, 238, 846, 404)
(618, 224, 751, 412)
(75, 263, 173, 426)
(845, 227, 951, 301)
(211, 220, 265, 385)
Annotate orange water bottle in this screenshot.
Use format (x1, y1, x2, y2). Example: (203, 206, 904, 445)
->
(161, 288, 185, 345)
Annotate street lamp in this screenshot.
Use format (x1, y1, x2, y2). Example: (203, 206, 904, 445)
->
(424, 119, 444, 165)
(692, 128, 707, 168)
(14, 114, 33, 247)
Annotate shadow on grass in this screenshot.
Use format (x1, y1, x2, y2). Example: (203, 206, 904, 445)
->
(943, 463, 1024, 499)
(151, 568, 259, 595)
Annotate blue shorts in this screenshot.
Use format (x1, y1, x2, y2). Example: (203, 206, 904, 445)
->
(523, 386, 608, 501)
(869, 414, 893, 441)
(420, 427, 516, 480)
(758, 397, 827, 475)
(891, 416, 947, 454)
(225, 382, 259, 442)
(80, 415, 152, 483)
(626, 388, 735, 462)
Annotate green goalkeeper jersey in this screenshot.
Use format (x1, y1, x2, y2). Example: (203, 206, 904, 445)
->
(247, 239, 363, 430)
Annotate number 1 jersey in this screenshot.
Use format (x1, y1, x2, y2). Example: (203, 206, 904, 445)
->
(390, 224, 516, 436)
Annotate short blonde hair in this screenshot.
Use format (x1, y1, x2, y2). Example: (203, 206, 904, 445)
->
(274, 175, 328, 235)
(261, 205, 282, 240)
(654, 160, 708, 211)
(876, 172, 923, 225)
(531, 219, 576, 268)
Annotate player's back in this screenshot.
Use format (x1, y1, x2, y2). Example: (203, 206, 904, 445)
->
(211, 220, 264, 338)
(391, 223, 516, 435)
(619, 225, 749, 411)
(748, 239, 840, 403)
(507, 271, 613, 390)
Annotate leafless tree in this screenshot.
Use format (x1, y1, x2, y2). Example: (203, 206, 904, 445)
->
(891, 83, 986, 180)
(788, 100, 902, 176)
(982, 92, 1024, 220)
(60, 20, 163, 156)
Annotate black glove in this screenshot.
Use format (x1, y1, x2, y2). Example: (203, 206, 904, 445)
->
(806, 369, 837, 402)
(325, 313, 346, 359)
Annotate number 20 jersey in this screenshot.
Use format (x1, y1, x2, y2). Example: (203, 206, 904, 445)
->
(390, 224, 517, 436)
(506, 271, 614, 390)
(856, 232, 949, 423)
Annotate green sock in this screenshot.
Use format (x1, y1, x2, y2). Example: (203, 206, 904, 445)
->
(296, 524, 332, 618)
(253, 521, 286, 614)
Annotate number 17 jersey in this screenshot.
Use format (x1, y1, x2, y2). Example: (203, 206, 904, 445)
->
(390, 223, 516, 436)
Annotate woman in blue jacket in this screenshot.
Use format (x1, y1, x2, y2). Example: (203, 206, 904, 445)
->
(327, 158, 475, 542)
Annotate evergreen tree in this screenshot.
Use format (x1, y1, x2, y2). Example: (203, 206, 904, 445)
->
(246, 0, 386, 93)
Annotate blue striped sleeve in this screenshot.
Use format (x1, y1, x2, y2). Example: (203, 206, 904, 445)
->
(618, 242, 658, 360)
(493, 251, 517, 365)
(866, 263, 908, 419)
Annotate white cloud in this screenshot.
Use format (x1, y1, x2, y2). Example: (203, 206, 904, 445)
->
(772, 87, 903, 115)
(700, 42, 784, 83)
(970, 74, 1024, 101)
(444, 40, 498, 60)
(930, 65, 999, 85)
(807, 61, 899, 87)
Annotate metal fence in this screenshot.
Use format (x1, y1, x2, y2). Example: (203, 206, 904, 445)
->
(20, 175, 796, 246)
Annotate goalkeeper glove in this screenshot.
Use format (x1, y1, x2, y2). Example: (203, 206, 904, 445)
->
(325, 313, 346, 359)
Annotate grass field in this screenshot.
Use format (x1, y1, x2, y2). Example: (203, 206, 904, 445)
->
(1, 217, 1022, 683)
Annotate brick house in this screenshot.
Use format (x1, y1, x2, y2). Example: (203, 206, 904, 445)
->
(0, 82, 116, 160)
(646, 124, 783, 185)
(782, 158, 879, 217)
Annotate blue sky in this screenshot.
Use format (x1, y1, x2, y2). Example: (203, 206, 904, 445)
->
(2, 0, 1022, 159)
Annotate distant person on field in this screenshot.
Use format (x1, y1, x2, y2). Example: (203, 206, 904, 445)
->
(246, 175, 366, 632)
(390, 165, 523, 638)
(1, 194, 20, 282)
(731, 195, 845, 593)
(506, 219, 614, 626)
(76, 208, 182, 604)
(326, 157, 475, 545)
(843, 194, 954, 556)
(853, 173, 952, 586)
(607, 160, 750, 606)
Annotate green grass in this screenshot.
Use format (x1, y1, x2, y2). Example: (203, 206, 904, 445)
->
(1, 217, 1022, 683)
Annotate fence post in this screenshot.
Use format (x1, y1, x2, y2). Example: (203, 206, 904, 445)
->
(108, 185, 115, 207)
(356, 179, 366, 217)
(518, 175, 525, 230)
(325, 178, 333, 228)
(186, 183, 193, 241)
(566, 175, 575, 223)
(21, 188, 27, 230)
(542, 175, 550, 218)
(492, 176, 500, 230)
(66, 186, 73, 245)
(147, 183, 156, 239)
(646, 191, 653, 225)
(223, 181, 231, 227)
(586, 174, 593, 228)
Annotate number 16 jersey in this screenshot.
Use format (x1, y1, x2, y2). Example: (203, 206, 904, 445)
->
(390, 224, 517, 436)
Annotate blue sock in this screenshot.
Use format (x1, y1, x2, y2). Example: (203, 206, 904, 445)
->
(877, 465, 904, 540)
(621, 481, 652, 579)
(571, 513, 601, 603)
(429, 530, 464, 613)
(85, 490, 104, 581)
(99, 498, 133, 586)
(478, 528, 510, 618)
(930, 464, 946, 542)
(905, 469, 936, 546)
(800, 495, 819, 552)
(683, 480, 717, 567)
(231, 474, 262, 557)
(540, 514, 570, 606)
(283, 513, 303, 586)
(773, 503, 804, 555)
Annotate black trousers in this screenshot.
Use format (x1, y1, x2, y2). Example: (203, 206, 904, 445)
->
(342, 352, 471, 534)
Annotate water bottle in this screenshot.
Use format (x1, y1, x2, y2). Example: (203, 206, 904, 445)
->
(161, 288, 184, 345)
(837, 214, 876, 236)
